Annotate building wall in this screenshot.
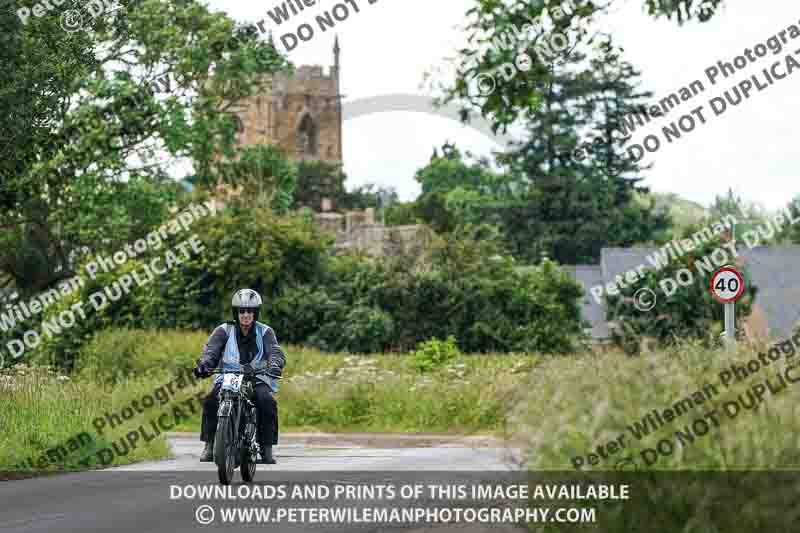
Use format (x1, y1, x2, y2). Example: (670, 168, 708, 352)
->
(574, 246, 800, 342)
(229, 65, 342, 163)
(312, 210, 431, 258)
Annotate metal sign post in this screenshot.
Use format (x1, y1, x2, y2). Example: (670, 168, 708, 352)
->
(724, 302, 735, 352)
(710, 267, 745, 353)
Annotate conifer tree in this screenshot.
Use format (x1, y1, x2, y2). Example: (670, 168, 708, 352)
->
(485, 37, 670, 264)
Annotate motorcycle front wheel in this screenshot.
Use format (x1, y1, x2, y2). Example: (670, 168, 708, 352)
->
(240, 448, 256, 482)
(214, 417, 236, 485)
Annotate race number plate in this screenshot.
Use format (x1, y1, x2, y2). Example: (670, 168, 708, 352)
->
(222, 373, 242, 392)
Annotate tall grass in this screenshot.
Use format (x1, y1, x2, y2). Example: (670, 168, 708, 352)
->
(0, 364, 207, 474)
(514, 339, 800, 532)
(513, 339, 800, 470)
(1, 328, 538, 473)
(173, 345, 538, 434)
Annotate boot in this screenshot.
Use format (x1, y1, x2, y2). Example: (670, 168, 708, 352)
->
(200, 439, 214, 462)
(259, 445, 276, 464)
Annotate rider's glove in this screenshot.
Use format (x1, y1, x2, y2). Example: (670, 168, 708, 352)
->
(193, 362, 210, 379)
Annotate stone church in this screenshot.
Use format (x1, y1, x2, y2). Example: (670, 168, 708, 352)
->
(221, 38, 431, 257)
(225, 37, 344, 211)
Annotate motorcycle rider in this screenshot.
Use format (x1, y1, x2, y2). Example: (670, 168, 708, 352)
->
(193, 289, 285, 464)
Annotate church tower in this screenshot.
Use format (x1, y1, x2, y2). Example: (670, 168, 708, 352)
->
(229, 37, 343, 164)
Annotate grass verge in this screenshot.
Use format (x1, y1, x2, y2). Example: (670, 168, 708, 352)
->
(1, 328, 538, 475)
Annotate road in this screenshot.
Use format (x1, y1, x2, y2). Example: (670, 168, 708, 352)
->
(0, 434, 526, 533)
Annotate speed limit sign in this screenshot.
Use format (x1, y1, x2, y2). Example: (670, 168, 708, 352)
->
(710, 267, 745, 303)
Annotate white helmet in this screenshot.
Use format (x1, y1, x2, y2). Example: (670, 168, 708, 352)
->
(231, 289, 262, 323)
(232, 288, 262, 308)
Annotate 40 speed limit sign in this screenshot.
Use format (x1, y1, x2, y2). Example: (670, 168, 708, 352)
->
(710, 267, 745, 303)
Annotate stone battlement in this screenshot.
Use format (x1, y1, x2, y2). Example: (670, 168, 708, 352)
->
(312, 208, 431, 258)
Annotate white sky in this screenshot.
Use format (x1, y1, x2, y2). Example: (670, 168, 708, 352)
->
(207, 0, 800, 210)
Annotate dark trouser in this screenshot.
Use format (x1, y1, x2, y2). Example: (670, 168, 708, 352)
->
(201, 382, 279, 447)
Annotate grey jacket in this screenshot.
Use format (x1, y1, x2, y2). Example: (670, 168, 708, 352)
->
(198, 321, 286, 374)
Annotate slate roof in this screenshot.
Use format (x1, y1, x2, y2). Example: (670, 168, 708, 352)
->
(739, 246, 800, 338)
(600, 247, 657, 283)
(568, 245, 800, 340)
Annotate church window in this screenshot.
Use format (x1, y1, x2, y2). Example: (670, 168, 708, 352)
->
(297, 114, 318, 156)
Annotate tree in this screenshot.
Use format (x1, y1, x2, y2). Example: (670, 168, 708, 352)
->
(216, 145, 297, 214)
(293, 159, 346, 211)
(708, 188, 774, 244)
(440, 0, 725, 133)
(0, 0, 291, 295)
(484, 37, 670, 264)
(606, 230, 756, 354)
(775, 194, 800, 245)
(409, 143, 516, 234)
(337, 183, 399, 211)
(644, 0, 725, 24)
(415, 142, 516, 197)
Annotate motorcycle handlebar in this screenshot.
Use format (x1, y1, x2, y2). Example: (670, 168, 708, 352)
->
(208, 368, 282, 379)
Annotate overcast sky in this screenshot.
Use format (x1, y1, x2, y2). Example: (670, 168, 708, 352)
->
(207, 0, 800, 210)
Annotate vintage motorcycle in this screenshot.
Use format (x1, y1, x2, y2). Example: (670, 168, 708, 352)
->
(210, 365, 281, 485)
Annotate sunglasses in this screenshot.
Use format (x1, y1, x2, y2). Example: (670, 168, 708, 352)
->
(238, 309, 256, 315)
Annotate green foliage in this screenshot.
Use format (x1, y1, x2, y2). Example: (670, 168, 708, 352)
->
(339, 307, 396, 354)
(14, 209, 330, 370)
(606, 232, 757, 354)
(782, 195, 800, 244)
(516, 340, 800, 532)
(410, 144, 513, 235)
(74, 329, 206, 384)
(27, 261, 155, 371)
(411, 336, 460, 373)
(1, 0, 292, 292)
(441, 0, 724, 132)
(271, 233, 585, 354)
(708, 188, 780, 245)
(644, 0, 725, 24)
(216, 144, 297, 214)
(165, 208, 329, 329)
(641, 191, 709, 238)
(337, 183, 399, 211)
(384, 202, 420, 226)
(415, 143, 512, 197)
(483, 42, 671, 264)
(293, 160, 346, 210)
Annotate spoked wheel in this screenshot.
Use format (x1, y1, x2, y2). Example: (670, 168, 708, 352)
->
(240, 446, 256, 482)
(214, 418, 236, 485)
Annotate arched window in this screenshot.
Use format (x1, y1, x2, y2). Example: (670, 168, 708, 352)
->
(297, 114, 317, 157)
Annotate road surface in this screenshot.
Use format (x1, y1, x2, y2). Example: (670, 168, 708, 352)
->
(0, 434, 527, 533)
